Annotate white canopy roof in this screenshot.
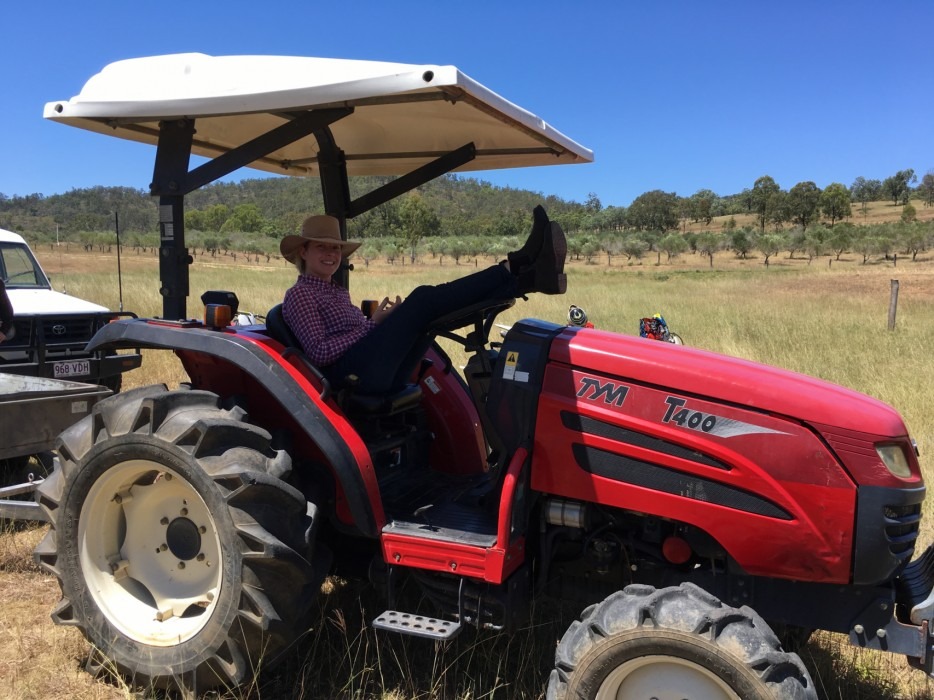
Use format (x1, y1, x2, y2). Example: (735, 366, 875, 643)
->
(44, 53, 593, 178)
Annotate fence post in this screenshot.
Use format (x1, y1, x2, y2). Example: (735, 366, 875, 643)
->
(887, 279, 899, 331)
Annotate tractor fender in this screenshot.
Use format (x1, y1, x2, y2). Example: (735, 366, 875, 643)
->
(87, 318, 380, 536)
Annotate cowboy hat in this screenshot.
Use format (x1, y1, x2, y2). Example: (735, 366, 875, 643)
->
(280, 215, 362, 262)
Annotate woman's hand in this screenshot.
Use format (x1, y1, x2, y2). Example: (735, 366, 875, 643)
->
(372, 295, 402, 324)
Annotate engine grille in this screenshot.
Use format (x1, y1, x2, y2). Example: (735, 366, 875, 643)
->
(854, 484, 925, 585)
(883, 503, 922, 560)
(44, 316, 96, 344)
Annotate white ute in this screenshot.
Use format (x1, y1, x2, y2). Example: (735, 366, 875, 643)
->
(0, 227, 141, 389)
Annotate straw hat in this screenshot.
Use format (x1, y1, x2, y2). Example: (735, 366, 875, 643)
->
(279, 215, 362, 262)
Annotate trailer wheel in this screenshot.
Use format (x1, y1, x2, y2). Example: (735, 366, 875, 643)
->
(548, 583, 816, 700)
(34, 385, 319, 694)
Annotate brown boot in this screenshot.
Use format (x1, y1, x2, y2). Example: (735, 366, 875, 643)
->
(516, 221, 567, 295)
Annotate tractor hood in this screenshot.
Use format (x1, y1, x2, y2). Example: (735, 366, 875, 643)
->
(553, 327, 907, 437)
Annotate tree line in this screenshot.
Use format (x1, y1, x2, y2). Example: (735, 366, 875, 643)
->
(1, 168, 931, 268)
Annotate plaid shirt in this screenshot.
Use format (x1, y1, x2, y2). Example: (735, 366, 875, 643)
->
(282, 275, 375, 366)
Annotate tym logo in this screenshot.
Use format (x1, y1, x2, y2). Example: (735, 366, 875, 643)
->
(577, 377, 629, 407)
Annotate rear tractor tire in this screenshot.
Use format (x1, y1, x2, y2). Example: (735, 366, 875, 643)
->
(34, 384, 320, 694)
(548, 582, 817, 700)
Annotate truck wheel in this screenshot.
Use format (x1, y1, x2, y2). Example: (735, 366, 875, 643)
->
(34, 384, 319, 693)
(548, 583, 816, 700)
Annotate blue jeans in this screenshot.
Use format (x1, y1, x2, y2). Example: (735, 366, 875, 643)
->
(326, 264, 516, 393)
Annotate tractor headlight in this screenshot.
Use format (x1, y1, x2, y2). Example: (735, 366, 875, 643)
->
(876, 444, 912, 479)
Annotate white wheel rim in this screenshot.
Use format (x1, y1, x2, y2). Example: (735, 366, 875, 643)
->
(78, 460, 223, 646)
(596, 655, 741, 700)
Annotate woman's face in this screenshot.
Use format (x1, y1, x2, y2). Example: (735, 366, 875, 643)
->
(301, 241, 342, 280)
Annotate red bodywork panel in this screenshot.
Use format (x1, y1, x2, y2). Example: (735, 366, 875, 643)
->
(532, 328, 920, 584)
(419, 348, 488, 476)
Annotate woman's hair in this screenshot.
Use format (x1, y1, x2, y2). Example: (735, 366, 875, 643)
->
(292, 244, 306, 273)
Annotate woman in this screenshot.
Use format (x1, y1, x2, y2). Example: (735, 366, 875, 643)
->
(281, 207, 564, 394)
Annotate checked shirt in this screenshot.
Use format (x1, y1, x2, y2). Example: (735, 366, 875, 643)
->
(282, 274, 375, 367)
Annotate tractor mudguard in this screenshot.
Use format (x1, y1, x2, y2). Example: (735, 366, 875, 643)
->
(86, 317, 383, 537)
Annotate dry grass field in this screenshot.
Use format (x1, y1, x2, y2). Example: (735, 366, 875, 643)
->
(1, 238, 933, 699)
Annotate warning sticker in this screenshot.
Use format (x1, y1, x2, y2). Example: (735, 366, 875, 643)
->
(503, 351, 519, 380)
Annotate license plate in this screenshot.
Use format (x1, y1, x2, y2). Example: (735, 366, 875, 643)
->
(53, 359, 91, 378)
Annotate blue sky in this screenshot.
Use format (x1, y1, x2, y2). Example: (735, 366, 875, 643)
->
(1, 1, 931, 208)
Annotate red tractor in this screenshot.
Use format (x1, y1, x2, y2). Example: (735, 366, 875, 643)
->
(35, 54, 931, 699)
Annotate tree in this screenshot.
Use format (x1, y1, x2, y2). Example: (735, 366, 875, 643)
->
(750, 176, 782, 232)
(827, 224, 855, 260)
(819, 183, 851, 227)
(785, 227, 808, 259)
(598, 205, 627, 232)
(787, 181, 821, 231)
(620, 233, 649, 260)
(581, 237, 601, 263)
(688, 189, 718, 226)
(584, 192, 602, 212)
(850, 176, 882, 219)
(729, 228, 754, 259)
(882, 169, 916, 205)
(695, 232, 720, 267)
(918, 172, 934, 207)
(804, 224, 830, 261)
(399, 193, 441, 263)
(853, 229, 885, 264)
(626, 190, 680, 232)
(658, 233, 688, 262)
(276, 211, 307, 236)
(899, 222, 927, 261)
(203, 204, 231, 232)
(901, 203, 917, 224)
(185, 209, 206, 231)
(599, 233, 622, 265)
(755, 232, 786, 266)
(221, 203, 266, 233)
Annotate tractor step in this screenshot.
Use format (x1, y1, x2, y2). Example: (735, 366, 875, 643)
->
(372, 610, 462, 640)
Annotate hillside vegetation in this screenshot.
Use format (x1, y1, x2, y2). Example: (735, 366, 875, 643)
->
(2, 171, 933, 270)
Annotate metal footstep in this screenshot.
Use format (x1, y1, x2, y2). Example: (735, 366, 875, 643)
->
(372, 610, 462, 640)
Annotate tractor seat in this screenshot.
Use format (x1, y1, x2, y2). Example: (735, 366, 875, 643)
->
(265, 303, 422, 416)
(265, 302, 302, 349)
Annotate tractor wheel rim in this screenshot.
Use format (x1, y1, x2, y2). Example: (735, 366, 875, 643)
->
(78, 459, 223, 646)
(595, 655, 741, 700)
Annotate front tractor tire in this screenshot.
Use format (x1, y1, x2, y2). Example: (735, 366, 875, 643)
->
(34, 385, 319, 694)
(548, 583, 817, 700)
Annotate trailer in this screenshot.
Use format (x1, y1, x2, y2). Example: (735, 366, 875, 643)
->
(0, 373, 111, 521)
